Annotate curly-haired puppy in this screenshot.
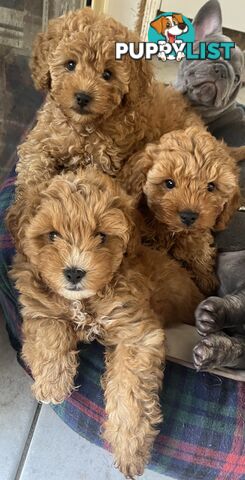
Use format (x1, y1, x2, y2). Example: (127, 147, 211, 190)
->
(7, 168, 202, 478)
(15, 7, 202, 195)
(120, 127, 241, 296)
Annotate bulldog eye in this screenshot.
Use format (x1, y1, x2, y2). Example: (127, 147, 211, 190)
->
(97, 232, 107, 244)
(66, 60, 77, 71)
(102, 70, 112, 81)
(207, 182, 216, 192)
(234, 74, 240, 84)
(165, 179, 176, 189)
(48, 231, 61, 242)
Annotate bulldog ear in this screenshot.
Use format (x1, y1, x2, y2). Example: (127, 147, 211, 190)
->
(193, 0, 222, 42)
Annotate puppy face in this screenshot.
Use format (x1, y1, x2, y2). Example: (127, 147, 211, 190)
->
(50, 36, 128, 124)
(142, 128, 240, 233)
(19, 171, 135, 300)
(174, 0, 244, 112)
(151, 14, 188, 38)
(179, 49, 244, 109)
(31, 8, 152, 125)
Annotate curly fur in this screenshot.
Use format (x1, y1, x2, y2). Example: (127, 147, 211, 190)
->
(15, 7, 203, 195)
(120, 127, 241, 296)
(7, 168, 202, 477)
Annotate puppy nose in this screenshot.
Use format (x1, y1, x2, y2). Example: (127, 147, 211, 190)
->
(75, 92, 92, 108)
(179, 210, 199, 226)
(178, 23, 186, 30)
(64, 267, 86, 284)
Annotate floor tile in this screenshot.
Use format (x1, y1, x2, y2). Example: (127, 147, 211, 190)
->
(19, 405, 174, 480)
(0, 315, 38, 480)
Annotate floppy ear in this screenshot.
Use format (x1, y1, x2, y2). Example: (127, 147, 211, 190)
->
(121, 198, 141, 256)
(6, 189, 43, 251)
(150, 16, 166, 35)
(214, 187, 240, 230)
(120, 147, 155, 202)
(226, 146, 245, 163)
(109, 182, 141, 256)
(30, 16, 65, 90)
(193, 0, 222, 41)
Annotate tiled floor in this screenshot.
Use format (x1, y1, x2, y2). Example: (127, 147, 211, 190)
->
(0, 316, 174, 480)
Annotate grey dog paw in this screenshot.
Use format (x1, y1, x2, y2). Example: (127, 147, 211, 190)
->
(193, 334, 240, 371)
(195, 297, 225, 336)
(193, 336, 220, 371)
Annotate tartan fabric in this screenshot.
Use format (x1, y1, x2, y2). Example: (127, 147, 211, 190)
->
(0, 167, 245, 480)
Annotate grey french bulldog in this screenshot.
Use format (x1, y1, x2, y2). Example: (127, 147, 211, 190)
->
(174, 0, 245, 371)
(174, 0, 245, 141)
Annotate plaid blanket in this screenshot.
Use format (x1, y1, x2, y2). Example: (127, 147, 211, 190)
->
(0, 165, 245, 479)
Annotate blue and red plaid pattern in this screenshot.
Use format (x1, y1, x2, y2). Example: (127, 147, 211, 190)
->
(0, 164, 245, 480)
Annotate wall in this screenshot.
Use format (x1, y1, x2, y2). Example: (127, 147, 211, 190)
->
(102, 0, 139, 30)
(160, 0, 245, 32)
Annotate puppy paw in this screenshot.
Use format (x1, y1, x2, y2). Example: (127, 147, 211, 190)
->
(195, 297, 225, 335)
(193, 334, 236, 371)
(115, 454, 145, 479)
(32, 379, 75, 404)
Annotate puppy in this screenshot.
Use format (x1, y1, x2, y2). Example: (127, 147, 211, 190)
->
(151, 14, 188, 43)
(7, 168, 202, 478)
(151, 13, 189, 61)
(15, 7, 202, 195)
(174, 0, 244, 129)
(120, 127, 241, 296)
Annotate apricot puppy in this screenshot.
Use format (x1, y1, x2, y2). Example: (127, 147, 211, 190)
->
(15, 7, 202, 195)
(120, 127, 240, 295)
(7, 168, 202, 478)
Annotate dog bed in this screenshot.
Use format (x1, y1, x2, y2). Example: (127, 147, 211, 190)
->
(1, 157, 245, 480)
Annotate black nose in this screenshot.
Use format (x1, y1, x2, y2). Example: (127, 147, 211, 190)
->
(179, 210, 199, 226)
(64, 267, 86, 284)
(178, 23, 186, 30)
(75, 92, 92, 108)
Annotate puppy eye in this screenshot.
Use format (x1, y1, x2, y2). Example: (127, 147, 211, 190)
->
(207, 182, 216, 192)
(48, 231, 61, 242)
(234, 74, 240, 84)
(165, 179, 176, 189)
(102, 70, 112, 81)
(66, 60, 76, 71)
(97, 232, 107, 244)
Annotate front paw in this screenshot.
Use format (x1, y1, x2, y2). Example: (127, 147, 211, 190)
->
(195, 297, 225, 335)
(32, 377, 75, 404)
(193, 336, 220, 371)
(193, 334, 238, 371)
(104, 421, 152, 478)
(115, 452, 145, 479)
